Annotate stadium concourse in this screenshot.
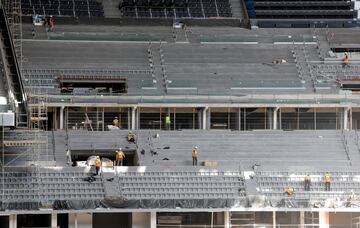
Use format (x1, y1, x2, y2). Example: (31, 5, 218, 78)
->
(1, 0, 360, 227)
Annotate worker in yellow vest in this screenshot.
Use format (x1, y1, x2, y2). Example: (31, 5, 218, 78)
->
(95, 156, 101, 176)
(127, 131, 135, 143)
(285, 187, 295, 196)
(324, 172, 332, 191)
(165, 114, 171, 130)
(304, 174, 311, 191)
(113, 117, 119, 128)
(115, 148, 125, 166)
(192, 146, 198, 166)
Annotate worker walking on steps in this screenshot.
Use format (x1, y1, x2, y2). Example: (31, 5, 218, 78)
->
(113, 116, 119, 128)
(192, 146, 198, 166)
(304, 174, 311, 191)
(95, 156, 101, 176)
(324, 172, 332, 191)
(165, 114, 171, 130)
(115, 148, 125, 166)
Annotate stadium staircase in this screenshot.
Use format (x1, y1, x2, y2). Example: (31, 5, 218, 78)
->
(0, 8, 27, 116)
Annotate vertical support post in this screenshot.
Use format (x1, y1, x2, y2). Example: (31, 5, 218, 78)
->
(319, 211, 329, 228)
(272, 211, 276, 228)
(150, 211, 156, 228)
(244, 108, 247, 130)
(273, 107, 279, 130)
(173, 107, 176, 130)
(344, 107, 350, 130)
(314, 108, 317, 130)
(297, 108, 300, 129)
(202, 107, 208, 130)
(224, 211, 230, 228)
(102, 107, 104, 131)
(60, 106, 64, 130)
(9, 214, 16, 228)
(159, 107, 162, 130)
(51, 213, 57, 228)
(238, 108, 241, 131)
(131, 106, 137, 130)
(350, 108, 353, 130)
(300, 211, 305, 228)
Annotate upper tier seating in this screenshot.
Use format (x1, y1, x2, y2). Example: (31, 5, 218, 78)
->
(21, 0, 104, 17)
(245, 0, 357, 20)
(119, 0, 233, 18)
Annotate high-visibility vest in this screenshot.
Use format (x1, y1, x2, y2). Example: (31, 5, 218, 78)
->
(344, 57, 349, 64)
(113, 118, 119, 126)
(286, 187, 294, 195)
(95, 159, 101, 167)
(325, 174, 331, 183)
(166, 116, 171, 124)
(116, 151, 125, 160)
(304, 175, 311, 181)
(128, 134, 133, 140)
(192, 150, 198, 158)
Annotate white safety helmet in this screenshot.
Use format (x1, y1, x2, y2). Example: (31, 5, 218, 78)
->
(194, 146, 198, 149)
(118, 148, 122, 151)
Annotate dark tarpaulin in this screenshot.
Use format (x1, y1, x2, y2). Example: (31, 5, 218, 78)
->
(0, 202, 40, 210)
(53, 198, 248, 210)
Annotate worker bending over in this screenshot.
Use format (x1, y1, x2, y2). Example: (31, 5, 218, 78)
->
(192, 146, 198, 166)
(127, 131, 135, 143)
(115, 148, 125, 166)
(285, 187, 295, 196)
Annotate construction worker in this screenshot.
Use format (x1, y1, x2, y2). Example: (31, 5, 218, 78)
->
(95, 156, 101, 176)
(192, 146, 198, 166)
(324, 172, 332, 191)
(304, 174, 311, 191)
(115, 148, 125, 166)
(285, 187, 295, 196)
(127, 131, 135, 143)
(342, 53, 349, 68)
(113, 117, 119, 128)
(347, 190, 357, 207)
(165, 114, 171, 130)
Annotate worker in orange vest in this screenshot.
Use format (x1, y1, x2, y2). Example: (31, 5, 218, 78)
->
(115, 148, 125, 166)
(192, 146, 198, 166)
(95, 156, 101, 176)
(284, 187, 295, 196)
(324, 172, 332, 191)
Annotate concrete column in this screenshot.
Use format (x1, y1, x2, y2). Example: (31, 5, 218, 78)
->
(300, 211, 305, 228)
(51, 213, 57, 228)
(273, 107, 279, 130)
(9, 214, 16, 228)
(224, 211, 230, 228)
(267, 108, 273, 129)
(202, 107, 208, 130)
(150, 211, 156, 228)
(319, 212, 329, 228)
(60, 106, 64, 130)
(132, 212, 151, 228)
(131, 106, 137, 130)
(272, 211, 276, 228)
(344, 107, 351, 130)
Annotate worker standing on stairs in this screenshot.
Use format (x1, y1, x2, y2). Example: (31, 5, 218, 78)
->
(192, 146, 198, 166)
(304, 174, 311, 191)
(284, 187, 295, 196)
(115, 148, 125, 166)
(113, 116, 119, 128)
(342, 53, 350, 68)
(95, 156, 101, 176)
(165, 114, 171, 130)
(324, 172, 332, 191)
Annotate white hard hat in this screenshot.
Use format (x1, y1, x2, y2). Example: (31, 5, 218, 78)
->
(194, 146, 198, 149)
(118, 148, 122, 151)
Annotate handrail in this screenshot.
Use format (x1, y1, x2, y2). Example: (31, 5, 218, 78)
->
(340, 129, 351, 165)
(0, 8, 27, 112)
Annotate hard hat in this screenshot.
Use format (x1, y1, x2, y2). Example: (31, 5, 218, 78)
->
(194, 146, 198, 149)
(114, 116, 118, 118)
(118, 148, 122, 151)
